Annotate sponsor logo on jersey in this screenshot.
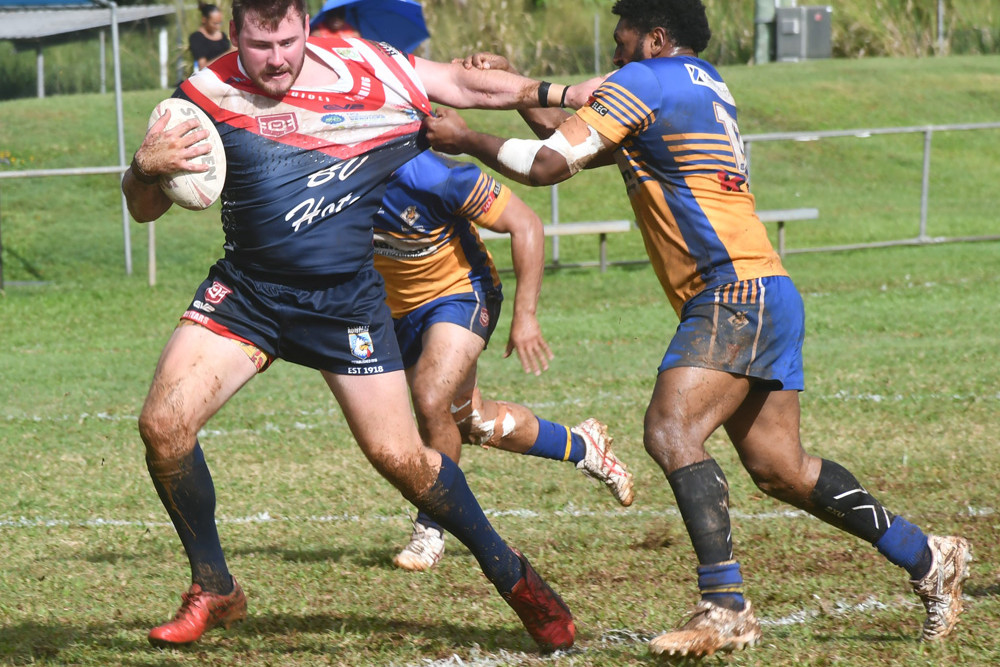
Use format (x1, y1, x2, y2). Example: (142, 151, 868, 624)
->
(204, 281, 233, 305)
(685, 63, 736, 105)
(480, 182, 503, 215)
(376, 42, 402, 58)
(348, 327, 374, 359)
(323, 103, 366, 111)
(258, 112, 299, 138)
(716, 170, 745, 192)
(590, 100, 610, 116)
(401, 205, 420, 226)
(335, 48, 361, 61)
(479, 307, 490, 328)
(322, 112, 389, 126)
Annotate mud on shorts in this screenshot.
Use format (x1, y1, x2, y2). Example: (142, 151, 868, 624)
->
(179, 259, 402, 376)
(393, 290, 503, 369)
(659, 275, 805, 390)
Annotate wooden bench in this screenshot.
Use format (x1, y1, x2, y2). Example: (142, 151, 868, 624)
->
(476, 208, 818, 272)
(757, 208, 820, 258)
(478, 219, 632, 272)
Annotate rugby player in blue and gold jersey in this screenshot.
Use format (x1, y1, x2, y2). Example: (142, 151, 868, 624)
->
(424, 0, 971, 659)
(373, 151, 634, 571)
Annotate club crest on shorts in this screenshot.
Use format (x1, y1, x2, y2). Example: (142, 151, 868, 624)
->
(204, 281, 233, 305)
(349, 327, 374, 360)
(479, 307, 490, 327)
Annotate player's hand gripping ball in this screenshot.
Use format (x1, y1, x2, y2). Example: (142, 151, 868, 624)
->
(147, 98, 226, 210)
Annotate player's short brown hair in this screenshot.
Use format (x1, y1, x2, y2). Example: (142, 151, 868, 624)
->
(232, 0, 307, 33)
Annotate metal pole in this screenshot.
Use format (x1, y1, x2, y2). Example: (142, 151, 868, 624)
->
(94, 0, 133, 275)
(36, 45, 44, 98)
(753, 0, 776, 64)
(919, 128, 932, 241)
(100, 30, 106, 94)
(159, 28, 169, 89)
(550, 184, 560, 265)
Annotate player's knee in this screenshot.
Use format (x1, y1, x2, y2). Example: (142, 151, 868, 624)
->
(138, 403, 194, 458)
(411, 385, 452, 425)
(746, 464, 798, 502)
(643, 411, 689, 470)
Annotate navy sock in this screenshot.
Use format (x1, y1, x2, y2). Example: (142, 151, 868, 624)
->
(524, 418, 585, 463)
(412, 455, 522, 593)
(146, 442, 232, 594)
(875, 516, 933, 579)
(698, 560, 745, 611)
(414, 510, 442, 533)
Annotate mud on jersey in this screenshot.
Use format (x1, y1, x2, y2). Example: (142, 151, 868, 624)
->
(178, 36, 433, 278)
(373, 152, 506, 318)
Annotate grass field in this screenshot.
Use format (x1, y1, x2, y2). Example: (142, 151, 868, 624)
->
(1, 56, 999, 666)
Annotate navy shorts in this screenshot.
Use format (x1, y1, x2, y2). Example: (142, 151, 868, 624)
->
(181, 259, 402, 375)
(393, 291, 502, 369)
(659, 275, 805, 390)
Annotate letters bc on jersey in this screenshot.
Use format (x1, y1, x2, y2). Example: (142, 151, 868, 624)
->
(178, 37, 433, 277)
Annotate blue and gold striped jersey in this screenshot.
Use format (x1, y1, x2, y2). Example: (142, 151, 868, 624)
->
(373, 152, 506, 317)
(578, 56, 786, 315)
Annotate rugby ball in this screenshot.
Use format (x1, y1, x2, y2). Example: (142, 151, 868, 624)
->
(147, 98, 226, 210)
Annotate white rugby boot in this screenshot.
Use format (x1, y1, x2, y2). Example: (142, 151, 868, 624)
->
(910, 534, 972, 641)
(649, 599, 761, 660)
(572, 418, 635, 506)
(392, 521, 446, 572)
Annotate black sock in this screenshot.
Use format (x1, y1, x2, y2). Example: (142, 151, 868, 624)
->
(147, 442, 232, 594)
(667, 459, 734, 564)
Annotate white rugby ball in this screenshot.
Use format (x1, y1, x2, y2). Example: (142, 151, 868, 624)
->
(147, 98, 226, 210)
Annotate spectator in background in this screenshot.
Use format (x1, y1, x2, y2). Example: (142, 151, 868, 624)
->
(309, 8, 359, 40)
(189, 3, 232, 72)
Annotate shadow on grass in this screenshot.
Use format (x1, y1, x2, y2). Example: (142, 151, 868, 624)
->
(0, 609, 540, 664)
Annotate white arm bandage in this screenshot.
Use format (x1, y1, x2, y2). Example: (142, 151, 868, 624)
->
(496, 125, 605, 179)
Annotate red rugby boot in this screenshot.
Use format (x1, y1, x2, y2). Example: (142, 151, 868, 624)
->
(501, 549, 575, 652)
(148, 577, 247, 647)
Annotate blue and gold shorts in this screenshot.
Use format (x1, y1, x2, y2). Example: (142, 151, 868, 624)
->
(659, 275, 805, 390)
(393, 290, 502, 369)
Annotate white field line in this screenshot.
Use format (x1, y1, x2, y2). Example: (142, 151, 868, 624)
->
(2, 504, 993, 530)
(4, 389, 1000, 427)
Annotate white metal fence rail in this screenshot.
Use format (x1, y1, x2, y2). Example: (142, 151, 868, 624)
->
(1, 122, 999, 289)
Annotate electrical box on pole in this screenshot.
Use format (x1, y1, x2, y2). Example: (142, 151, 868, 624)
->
(774, 6, 833, 62)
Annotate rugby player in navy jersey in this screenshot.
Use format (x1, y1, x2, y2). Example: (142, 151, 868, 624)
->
(120, 0, 601, 652)
(424, 0, 971, 658)
(372, 151, 634, 572)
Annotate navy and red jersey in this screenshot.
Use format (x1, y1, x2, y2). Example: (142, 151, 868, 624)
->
(373, 152, 506, 318)
(577, 57, 787, 315)
(177, 36, 432, 278)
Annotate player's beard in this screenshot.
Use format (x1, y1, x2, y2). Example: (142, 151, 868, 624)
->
(248, 52, 305, 97)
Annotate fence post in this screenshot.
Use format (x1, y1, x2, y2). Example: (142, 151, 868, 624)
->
(919, 127, 932, 241)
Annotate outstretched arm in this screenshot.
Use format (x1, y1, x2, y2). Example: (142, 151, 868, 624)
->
(485, 193, 551, 375)
(424, 107, 618, 187)
(414, 56, 602, 110)
(122, 110, 211, 222)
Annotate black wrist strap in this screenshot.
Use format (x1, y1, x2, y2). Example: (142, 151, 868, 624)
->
(537, 81, 552, 108)
(559, 84, 569, 108)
